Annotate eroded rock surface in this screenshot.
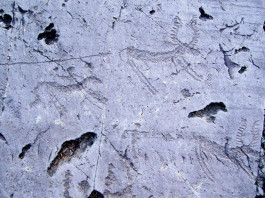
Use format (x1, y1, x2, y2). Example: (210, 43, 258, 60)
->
(0, 0, 265, 197)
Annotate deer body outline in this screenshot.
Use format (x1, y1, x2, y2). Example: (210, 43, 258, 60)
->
(121, 130, 259, 182)
(120, 16, 203, 94)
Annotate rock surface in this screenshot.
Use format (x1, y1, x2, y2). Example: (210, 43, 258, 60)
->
(0, 0, 265, 197)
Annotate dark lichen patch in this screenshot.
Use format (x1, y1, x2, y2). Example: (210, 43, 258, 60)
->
(149, 10, 155, 15)
(0, 133, 8, 144)
(199, 7, 213, 21)
(88, 190, 104, 198)
(19, 144, 32, 159)
(79, 180, 90, 193)
(181, 89, 191, 98)
(45, 23, 54, 31)
(0, 13, 12, 29)
(238, 66, 247, 74)
(263, 21, 265, 31)
(18, 6, 27, 14)
(188, 102, 227, 123)
(47, 132, 97, 176)
(37, 23, 59, 45)
(235, 46, 249, 54)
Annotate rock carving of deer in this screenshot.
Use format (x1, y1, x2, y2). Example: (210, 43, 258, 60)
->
(120, 16, 203, 94)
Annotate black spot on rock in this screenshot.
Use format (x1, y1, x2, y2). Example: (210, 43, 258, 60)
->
(188, 102, 227, 123)
(88, 190, 104, 198)
(18, 6, 27, 14)
(199, 7, 213, 21)
(238, 66, 247, 74)
(149, 10, 155, 15)
(19, 144, 32, 159)
(235, 46, 249, 54)
(0, 14, 12, 29)
(38, 23, 59, 45)
(45, 23, 54, 31)
(3, 14, 12, 24)
(47, 132, 97, 176)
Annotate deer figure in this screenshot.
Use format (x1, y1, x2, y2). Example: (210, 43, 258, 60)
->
(120, 130, 260, 182)
(120, 16, 203, 94)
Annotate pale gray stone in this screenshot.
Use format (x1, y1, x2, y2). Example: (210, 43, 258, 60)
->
(0, 0, 265, 198)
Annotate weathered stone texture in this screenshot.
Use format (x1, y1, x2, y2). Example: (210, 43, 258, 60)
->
(0, 0, 265, 197)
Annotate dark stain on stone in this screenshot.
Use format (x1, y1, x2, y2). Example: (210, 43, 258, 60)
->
(79, 180, 90, 193)
(0, 13, 12, 29)
(37, 23, 59, 45)
(238, 66, 247, 74)
(181, 89, 191, 98)
(47, 132, 97, 176)
(235, 46, 249, 54)
(88, 190, 104, 198)
(0, 133, 8, 144)
(149, 10, 155, 15)
(188, 102, 227, 123)
(18, 6, 27, 14)
(19, 143, 32, 159)
(199, 7, 213, 21)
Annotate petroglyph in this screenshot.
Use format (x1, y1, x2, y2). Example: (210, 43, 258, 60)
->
(120, 16, 203, 94)
(121, 129, 259, 181)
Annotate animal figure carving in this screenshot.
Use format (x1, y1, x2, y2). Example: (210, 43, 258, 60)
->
(120, 16, 203, 94)
(121, 130, 259, 182)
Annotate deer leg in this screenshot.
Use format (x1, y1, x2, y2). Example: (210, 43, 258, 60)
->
(180, 57, 203, 81)
(195, 145, 215, 182)
(127, 59, 158, 95)
(171, 56, 183, 74)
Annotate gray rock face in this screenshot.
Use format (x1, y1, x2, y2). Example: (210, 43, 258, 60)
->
(0, 0, 265, 197)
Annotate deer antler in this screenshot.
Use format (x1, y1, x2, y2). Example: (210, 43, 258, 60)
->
(170, 16, 183, 45)
(249, 120, 260, 148)
(187, 15, 200, 48)
(236, 118, 247, 147)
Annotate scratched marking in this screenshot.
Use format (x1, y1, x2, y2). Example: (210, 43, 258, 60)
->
(120, 16, 203, 94)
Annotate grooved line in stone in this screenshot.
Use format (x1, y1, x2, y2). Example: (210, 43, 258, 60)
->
(18, 127, 50, 159)
(47, 132, 97, 176)
(31, 76, 106, 109)
(0, 53, 111, 66)
(219, 44, 240, 79)
(120, 15, 203, 94)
